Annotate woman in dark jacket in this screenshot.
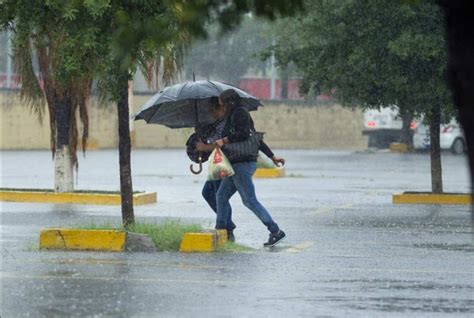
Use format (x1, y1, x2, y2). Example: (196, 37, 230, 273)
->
(213, 89, 286, 247)
(196, 96, 285, 244)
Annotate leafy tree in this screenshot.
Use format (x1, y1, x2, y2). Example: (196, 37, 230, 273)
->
(0, 0, 184, 225)
(1, 0, 303, 226)
(1, 0, 108, 192)
(271, 0, 454, 193)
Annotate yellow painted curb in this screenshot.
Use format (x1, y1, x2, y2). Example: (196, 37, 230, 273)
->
(254, 167, 285, 178)
(179, 230, 228, 253)
(40, 229, 126, 251)
(0, 190, 157, 206)
(390, 143, 408, 153)
(393, 193, 471, 205)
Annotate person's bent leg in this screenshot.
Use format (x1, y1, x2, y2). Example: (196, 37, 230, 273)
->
(216, 177, 237, 231)
(232, 162, 280, 234)
(203, 180, 236, 230)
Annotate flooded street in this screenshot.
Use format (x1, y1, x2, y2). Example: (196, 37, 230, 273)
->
(1, 149, 473, 317)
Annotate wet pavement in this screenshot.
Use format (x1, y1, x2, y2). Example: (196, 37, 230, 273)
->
(1, 149, 473, 317)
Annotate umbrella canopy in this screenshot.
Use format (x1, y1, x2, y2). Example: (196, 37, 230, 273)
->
(133, 80, 262, 128)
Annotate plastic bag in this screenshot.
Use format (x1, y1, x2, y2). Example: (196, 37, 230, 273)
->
(207, 147, 235, 181)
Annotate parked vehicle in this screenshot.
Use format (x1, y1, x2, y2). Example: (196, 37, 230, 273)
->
(362, 107, 416, 148)
(413, 120, 466, 154)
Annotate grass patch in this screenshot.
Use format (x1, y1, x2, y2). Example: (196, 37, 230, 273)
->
(216, 241, 254, 253)
(75, 219, 202, 251)
(126, 220, 202, 251)
(75, 221, 120, 230)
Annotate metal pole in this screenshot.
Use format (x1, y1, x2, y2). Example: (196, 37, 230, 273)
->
(6, 31, 13, 89)
(270, 38, 276, 100)
(193, 73, 198, 125)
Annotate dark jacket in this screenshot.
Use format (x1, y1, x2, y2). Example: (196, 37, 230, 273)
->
(222, 107, 274, 163)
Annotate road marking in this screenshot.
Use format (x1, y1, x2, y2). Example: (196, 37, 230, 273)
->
(285, 241, 314, 253)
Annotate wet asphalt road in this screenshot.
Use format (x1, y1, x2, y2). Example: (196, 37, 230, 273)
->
(1, 149, 473, 317)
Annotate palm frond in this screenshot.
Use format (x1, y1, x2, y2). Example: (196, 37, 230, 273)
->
(12, 31, 45, 123)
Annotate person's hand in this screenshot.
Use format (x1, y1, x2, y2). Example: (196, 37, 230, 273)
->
(195, 141, 207, 151)
(215, 139, 225, 147)
(271, 156, 286, 167)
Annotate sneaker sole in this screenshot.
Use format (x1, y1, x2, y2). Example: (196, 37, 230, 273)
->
(264, 235, 286, 247)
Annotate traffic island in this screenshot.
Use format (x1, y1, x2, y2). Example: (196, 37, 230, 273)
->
(39, 222, 249, 253)
(179, 229, 228, 252)
(39, 229, 157, 252)
(0, 188, 157, 205)
(393, 192, 471, 205)
(389, 142, 409, 153)
(254, 167, 286, 178)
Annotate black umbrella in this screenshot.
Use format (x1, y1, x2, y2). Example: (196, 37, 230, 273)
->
(132, 80, 262, 128)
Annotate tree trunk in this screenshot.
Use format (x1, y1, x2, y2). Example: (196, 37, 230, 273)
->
(117, 78, 135, 227)
(54, 97, 73, 192)
(399, 108, 414, 150)
(442, 1, 474, 215)
(280, 67, 289, 99)
(429, 105, 443, 194)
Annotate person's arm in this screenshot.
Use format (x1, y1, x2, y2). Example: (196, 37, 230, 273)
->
(195, 140, 216, 152)
(259, 141, 274, 158)
(260, 141, 285, 167)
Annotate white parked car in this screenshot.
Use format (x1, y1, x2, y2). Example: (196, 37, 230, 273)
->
(413, 120, 466, 154)
(362, 107, 417, 148)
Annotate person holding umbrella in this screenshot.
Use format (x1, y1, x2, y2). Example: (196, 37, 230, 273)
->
(134, 81, 285, 244)
(196, 98, 285, 242)
(198, 89, 286, 247)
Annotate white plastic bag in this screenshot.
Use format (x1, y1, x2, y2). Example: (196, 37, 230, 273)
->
(207, 147, 235, 181)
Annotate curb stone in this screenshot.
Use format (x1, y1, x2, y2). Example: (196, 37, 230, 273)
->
(1, 189, 157, 205)
(393, 192, 471, 205)
(179, 229, 228, 252)
(40, 229, 156, 252)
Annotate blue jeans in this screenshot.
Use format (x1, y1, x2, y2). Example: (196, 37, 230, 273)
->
(202, 180, 236, 231)
(216, 161, 280, 234)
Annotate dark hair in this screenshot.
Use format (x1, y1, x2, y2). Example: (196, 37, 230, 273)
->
(219, 89, 241, 111)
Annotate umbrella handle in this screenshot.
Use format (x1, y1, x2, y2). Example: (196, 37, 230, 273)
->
(190, 156, 203, 174)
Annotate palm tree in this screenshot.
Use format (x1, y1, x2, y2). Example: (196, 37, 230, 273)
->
(9, 13, 94, 192)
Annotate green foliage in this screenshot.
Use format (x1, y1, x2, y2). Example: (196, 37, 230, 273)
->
(76, 219, 203, 251)
(126, 219, 202, 251)
(271, 0, 454, 119)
